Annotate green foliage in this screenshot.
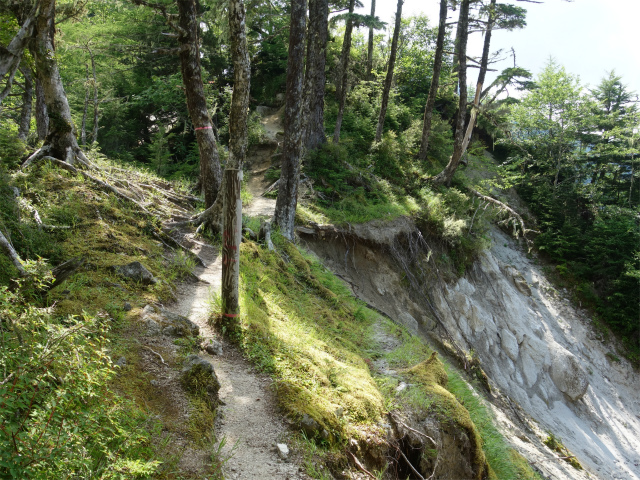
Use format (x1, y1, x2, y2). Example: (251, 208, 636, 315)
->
(0, 263, 159, 479)
(500, 62, 640, 351)
(0, 124, 27, 170)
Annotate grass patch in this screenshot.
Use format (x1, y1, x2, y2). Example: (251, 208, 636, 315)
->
(227, 238, 385, 443)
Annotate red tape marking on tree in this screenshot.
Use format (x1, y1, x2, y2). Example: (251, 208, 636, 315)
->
(195, 126, 212, 131)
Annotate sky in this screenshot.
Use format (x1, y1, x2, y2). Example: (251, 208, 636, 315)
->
(357, 0, 640, 96)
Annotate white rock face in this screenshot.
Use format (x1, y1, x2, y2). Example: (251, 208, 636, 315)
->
(429, 227, 640, 480)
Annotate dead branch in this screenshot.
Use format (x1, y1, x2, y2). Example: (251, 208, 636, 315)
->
(0, 229, 26, 276)
(391, 413, 438, 446)
(153, 230, 206, 268)
(397, 448, 426, 480)
(346, 451, 377, 480)
(143, 345, 166, 365)
(467, 187, 538, 249)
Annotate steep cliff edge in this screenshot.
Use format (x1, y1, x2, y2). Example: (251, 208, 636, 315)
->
(299, 219, 640, 480)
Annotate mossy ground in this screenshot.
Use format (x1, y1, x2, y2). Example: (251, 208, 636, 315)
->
(1, 156, 215, 479)
(215, 231, 540, 479)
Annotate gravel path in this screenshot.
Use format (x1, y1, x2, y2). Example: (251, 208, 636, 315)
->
(168, 111, 308, 479)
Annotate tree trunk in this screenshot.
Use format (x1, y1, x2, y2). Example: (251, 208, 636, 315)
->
(17, 66, 33, 141)
(431, 0, 470, 186)
(89, 46, 99, 144)
(222, 0, 250, 323)
(177, 0, 222, 208)
(275, 0, 307, 240)
(27, 0, 89, 167)
(332, 0, 356, 144)
(0, 13, 34, 81)
(81, 63, 89, 145)
(35, 76, 48, 141)
(366, 0, 376, 79)
(374, 0, 402, 143)
(460, 0, 495, 156)
(417, 0, 447, 161)
(303, 0, 328, 151)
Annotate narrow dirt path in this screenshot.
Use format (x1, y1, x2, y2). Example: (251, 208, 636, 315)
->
(166, 111, 307, 479)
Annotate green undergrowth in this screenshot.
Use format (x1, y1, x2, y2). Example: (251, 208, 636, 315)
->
(214, 234, 538, 479)
(297, 142, 496, 277)
(0, 156, 210, 478)
(0, 263, 161, 479)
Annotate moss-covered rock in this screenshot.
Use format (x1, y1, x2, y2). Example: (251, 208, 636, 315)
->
(406, 352, 491, 480)
(181, 355, 220, 411)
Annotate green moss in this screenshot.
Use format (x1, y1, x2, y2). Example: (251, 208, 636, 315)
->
(234, 240, 386, 445)
(406, 353, 489, 480)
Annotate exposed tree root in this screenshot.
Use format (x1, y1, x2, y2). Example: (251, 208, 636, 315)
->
(22, 144, 95, 170)
(346, 451, 377, 479)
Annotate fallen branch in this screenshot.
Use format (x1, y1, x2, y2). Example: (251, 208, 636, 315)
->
(0, 228, 26, 276)
(262, 179, 280, 196)
(143, 346, 166, 365)
(42, 157, 153, 215)
(467, 187, 538, 250)
(153, 231, 206, 268)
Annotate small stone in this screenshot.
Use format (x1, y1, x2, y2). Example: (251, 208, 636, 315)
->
(123, 302, 132, 311)
(150, 380, 159, 387)
(395, 382, 408, 393)
(334, 407, 344, 419)
(115, 356, 127, 367)
(276, 443, 289, 460)
(300, 413, 320, 437)
(203, 338, 223, 356)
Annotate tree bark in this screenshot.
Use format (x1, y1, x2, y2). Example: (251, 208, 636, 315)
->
(332, 0, 356, 144)
(374, 0, 403, 143)
(460, 0, 495, 156)
(432, 0, 470, 186)
(81, 63, 89, 145)
(27, 0, 89, 167)
(0, 229, 26, 276)
(275, 0, 307, 240)
(89, 46, 99, 144)
(18, 66, 33, 141)
(222, 0, 250, 322)
(35, 76, 48, 141)
(0, 12, 35, 81)
(303, 0, 328, 151)
(418, 0, 447, 161)
(177, 0, 222, 208)
(366, 0, 376, 79)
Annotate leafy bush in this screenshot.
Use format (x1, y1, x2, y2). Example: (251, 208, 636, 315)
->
(0, 263, 159, 479)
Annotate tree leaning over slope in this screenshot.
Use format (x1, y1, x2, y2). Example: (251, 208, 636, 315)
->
(417, 0, 448, 161)
(131, 0, 222, 208)
(374, 0, 403, 143)
(221, 0, 250, 323)
(274, 0, 307, 240)
(431, 0, 470, 186)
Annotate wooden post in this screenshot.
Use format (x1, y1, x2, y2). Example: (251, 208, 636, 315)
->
(221, 168, 242, 323)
